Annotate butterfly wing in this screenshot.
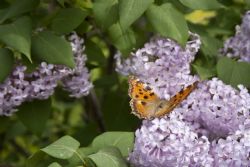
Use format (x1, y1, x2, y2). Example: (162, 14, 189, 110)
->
(128, 76, 198, 119)
(154, 81, 198, 117)
(128, 76, 158, 101)
(128, 76, 160, 119)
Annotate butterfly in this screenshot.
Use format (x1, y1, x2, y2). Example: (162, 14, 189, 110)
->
(128, 76, 198, 119)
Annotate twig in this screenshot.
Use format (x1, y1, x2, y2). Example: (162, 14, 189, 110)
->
(10, 139, 29, 158)
(84, 89, 106, 132)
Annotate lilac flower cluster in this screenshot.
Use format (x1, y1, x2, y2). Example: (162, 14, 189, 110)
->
(61, 33, 93, 98)
(129, 113, 213, 167)
(182, 78, 250, 138)
(116, 33, 250, 166)
(221, 11, 250, 62)
(115, 32, 200, 100)
(0, 32, 92, 116)
(0, 65, 29, 115)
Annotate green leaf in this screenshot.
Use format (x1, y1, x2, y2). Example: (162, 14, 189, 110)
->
(92, 132, 134, 157)
(217, 57, 250, 88)
(51, 8, 88, 34)
(26, 151, 47, 167)
(0, 16, 32, 61)
(79, 147, 97, 156)
(200, 35, 222, 57)
(119, 0, 153, 30)
(85, 39, 106, 66)
(93, 0, 119, 29)
(17, 99, 51, 136)
(247, 0, 250, 7)
(0, 48, 14, 83)
(108, 23, 136, 55)
(93, 75, 117, 88)
(179, 0, 223, 10)
(0, 117, 11, 133)
(146, 3, 188, 46)
(57, 0, 65, 7)
(192, 64, 216, 80)
(0, 0, 39, 23)
(5, 121, 26, 140)
(68, 147, 97, 167)
(89, 147, 127, 167)
(31, 31, 75, 68)
(83, 157, 97, 167)
(48, 162, 62, 167)
(41, 135, 80, 159)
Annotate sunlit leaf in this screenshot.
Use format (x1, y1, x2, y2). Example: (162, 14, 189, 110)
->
(48, 162, 62, 167)
(92, 132, 134, 157)
(89, 147, 127, 167)
(41, 135, 80, 159)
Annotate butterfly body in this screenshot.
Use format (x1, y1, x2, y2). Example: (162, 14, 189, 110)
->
(128, 76, 198, 119)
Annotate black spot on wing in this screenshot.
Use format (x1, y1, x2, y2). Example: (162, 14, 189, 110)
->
(179, 89, 184, 94)
(149, 93, 154, 96)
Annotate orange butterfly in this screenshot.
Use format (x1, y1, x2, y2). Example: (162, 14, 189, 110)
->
(128, 76, 198, 119)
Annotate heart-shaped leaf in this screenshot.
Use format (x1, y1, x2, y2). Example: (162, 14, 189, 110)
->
(41, 135, 80, 159)
(51, 8, 88, 34)
(217, 57, 250, 88)
(146, 3, 188, 46)
(119, 0, 153, 30)
(0, 16, 32, 61)
(89, 147, 127, 167)
(31, 31, 75, 68)
(92, 132, 134, 157)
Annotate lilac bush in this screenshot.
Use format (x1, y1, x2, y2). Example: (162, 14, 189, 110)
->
(116, 31, 250, 166)
(115, 32, 200, 100)
(221, 11, 250, 62)
(0, 32, 92, 116)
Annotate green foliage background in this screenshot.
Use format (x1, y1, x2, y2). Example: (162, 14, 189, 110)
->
(0, 0, 249, 166)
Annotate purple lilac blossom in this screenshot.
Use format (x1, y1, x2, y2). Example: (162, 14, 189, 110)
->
(61, 32, 93, 98)
(26, 62, 68, 100)
(129, 112, 213, 167)
(221, 11, 250, 62)
(115, 32, 200, 100)
(0, 65, 29, 116)
(0, 32, 92, 115)
(116, 33, 250, 166)
(210, 126, 250, 166)
(181, 78, 250, 138)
